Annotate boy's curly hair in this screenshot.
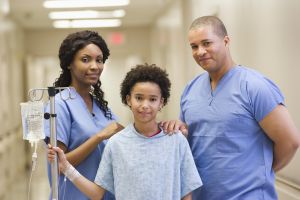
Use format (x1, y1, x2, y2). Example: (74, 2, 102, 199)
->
(120, 63, 171, 106)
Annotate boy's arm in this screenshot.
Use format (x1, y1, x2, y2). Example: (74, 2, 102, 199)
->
(48, 145, 106, 199)
(182, 192, 192, 200)
(71, 172, 106, 200)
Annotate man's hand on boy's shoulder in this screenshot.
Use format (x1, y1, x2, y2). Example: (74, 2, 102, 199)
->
(159, 120, 188, 137)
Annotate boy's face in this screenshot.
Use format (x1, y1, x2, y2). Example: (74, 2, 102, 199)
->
(126, 81, 164, 125)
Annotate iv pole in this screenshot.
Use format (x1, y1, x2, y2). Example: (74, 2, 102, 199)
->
(28, 86, 75, 200)
(48, 87, 59, 200)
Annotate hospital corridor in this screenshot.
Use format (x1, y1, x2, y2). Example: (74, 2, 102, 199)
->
(1, 0, 300, 199)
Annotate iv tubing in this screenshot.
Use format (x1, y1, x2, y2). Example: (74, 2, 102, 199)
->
(27, 141, 38, 200)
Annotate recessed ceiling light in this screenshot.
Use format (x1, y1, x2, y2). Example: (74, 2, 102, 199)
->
(49, 10, 125, 19)
(44, 0, 130, 8)
(53, 19, 122, 28)
(0, 0, 10, 16)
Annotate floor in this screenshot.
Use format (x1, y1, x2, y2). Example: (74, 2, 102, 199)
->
(7, 142, 50, 200)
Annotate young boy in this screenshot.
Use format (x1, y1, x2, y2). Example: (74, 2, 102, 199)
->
(48, 64, 202, 200)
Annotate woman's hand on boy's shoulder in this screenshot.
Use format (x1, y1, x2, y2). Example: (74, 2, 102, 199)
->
(99, 122, 124, 140)
(159, 120, 188, 137)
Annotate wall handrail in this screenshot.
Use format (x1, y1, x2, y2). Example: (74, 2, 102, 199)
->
(276, 176, 300, 191)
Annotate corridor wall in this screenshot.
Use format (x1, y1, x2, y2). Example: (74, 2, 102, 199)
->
(0, 17, 27, 199)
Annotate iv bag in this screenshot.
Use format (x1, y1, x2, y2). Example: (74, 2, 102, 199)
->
(20, 101, 45, 143)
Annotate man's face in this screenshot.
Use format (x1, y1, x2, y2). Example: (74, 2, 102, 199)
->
(188, 25, 229, 73)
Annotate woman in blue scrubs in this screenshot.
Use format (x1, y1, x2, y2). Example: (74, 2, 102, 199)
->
(44, 30, 123, 200)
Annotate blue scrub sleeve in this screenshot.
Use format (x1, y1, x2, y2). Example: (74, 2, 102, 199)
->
(246, 77, 284, 122)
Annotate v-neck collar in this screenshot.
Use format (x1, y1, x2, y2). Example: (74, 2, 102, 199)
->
(72, 88, 95, 117)
(206, 65, 239, 105)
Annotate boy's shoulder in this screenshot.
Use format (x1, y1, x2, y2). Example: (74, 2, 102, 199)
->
(161, 130, 189, 146)
(164, 130, 186, 139)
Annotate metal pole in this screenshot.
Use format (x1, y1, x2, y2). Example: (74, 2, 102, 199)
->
(48, 87, 59, 200)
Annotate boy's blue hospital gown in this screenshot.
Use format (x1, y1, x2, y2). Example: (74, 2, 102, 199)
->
(94, 123, 203, 200)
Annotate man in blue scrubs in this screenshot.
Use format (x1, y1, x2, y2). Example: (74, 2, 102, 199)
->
(180, 16, 300, 199)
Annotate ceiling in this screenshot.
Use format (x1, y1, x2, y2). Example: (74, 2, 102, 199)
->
(8, 0, 173, 29)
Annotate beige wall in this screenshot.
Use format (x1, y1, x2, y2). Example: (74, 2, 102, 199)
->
(150, 0, 186, 120)
(0, 17, 27, 199)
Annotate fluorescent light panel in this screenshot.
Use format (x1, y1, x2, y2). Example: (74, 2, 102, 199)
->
(49, 10, 125, 19)
(53, 19, 122, 28)
(44, 0, 130, 8)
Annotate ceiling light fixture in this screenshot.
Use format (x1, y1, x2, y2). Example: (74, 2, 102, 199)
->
(49, 10, 125, 19)
(0, 0, 10, 16)
(44, 0, 130, 8)
(53, 19, 122, 28)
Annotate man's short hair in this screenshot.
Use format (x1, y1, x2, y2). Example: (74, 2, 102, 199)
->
(189, 16, 228, 38)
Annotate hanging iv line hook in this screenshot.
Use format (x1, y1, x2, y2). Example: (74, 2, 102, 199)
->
(28, 88, 45, 102)
(28, 87, 75, 102)
(57, 87, 76, 100)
